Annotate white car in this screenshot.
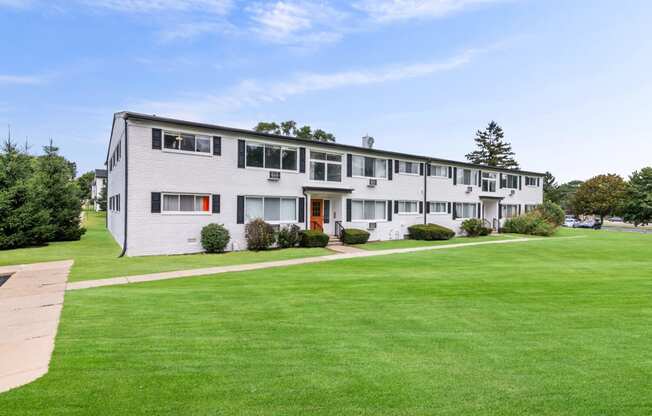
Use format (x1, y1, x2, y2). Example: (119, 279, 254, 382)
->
(564, 217, 578, 227)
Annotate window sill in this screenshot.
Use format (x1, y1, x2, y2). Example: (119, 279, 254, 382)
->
(161, 212, 212, 216)
(162, 149, 213, 157)
(397, 213, 420, 216)
(352, 175, 387, 180)
(427, 212, 448, 215)
(245, 166, 300, 174)
(397, 172, 420, 177)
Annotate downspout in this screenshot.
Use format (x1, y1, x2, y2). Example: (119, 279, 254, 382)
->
(303, 190, 309, 229)
(118, 117, 128, 257)
(423, 159, 430, 224)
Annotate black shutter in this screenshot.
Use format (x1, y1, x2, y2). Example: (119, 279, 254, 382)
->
(518, 204, 522, 215)
(419, 163, 424, 176)
(452, 203, 457, 220)
(394, 160, 399, 173)
(324, 200, 330, 224)
(453, 167, 458, 185)
(448, 166, 453, 178)
(426, 202, 430, 214)
(427, 164, 431, 176)
(387, 159, 393, 181)
(237, 140, 245, 168)
(477, 203, 481, 218)
(519, 176, 522, 190)
(151, 192, 161, 213)
(394, 200, 399, 214)
(478, 170, 482, 185)
(387, 200, 392, 221)
(346, 154, 352, 177)
(346, 199, 352, 221)
(237, 196, 245, 224)
(212, 136, 221, 156)
(499, 204, 503, 219)
(212, 194, 220, 213)
(152, 128, 162, 149)
(299, 147, 306, 173)
(499, 173, 504, 188)
(298, 197, 305, 223)
(419, 201, 423, 213)
(447, 202, 452, 214)
(537, 177, 540, 187)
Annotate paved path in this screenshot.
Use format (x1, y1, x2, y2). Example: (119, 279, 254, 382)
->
(67, 236, 578, 291)
(0, 260, 72, 393)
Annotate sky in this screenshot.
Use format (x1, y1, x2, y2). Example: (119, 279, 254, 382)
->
(1, 0, 651, 182)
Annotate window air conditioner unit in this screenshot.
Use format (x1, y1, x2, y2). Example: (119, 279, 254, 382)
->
(466, 186, 473, 194)
(368, 179, 377, 188)
(510, 189, 516, 196)
(368, 222, 377, 230)
(268, 171, 281, 181)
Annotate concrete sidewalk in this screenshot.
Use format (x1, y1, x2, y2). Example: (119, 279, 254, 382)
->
(0, 260, 72, 393)
(67, 236, 562, 291)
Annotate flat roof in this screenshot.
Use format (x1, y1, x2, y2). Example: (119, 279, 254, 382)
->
(113, 111, 546, 177)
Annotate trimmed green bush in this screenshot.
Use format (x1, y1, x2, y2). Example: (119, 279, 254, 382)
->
(536, 200, 565, 227)
(408, 223, 455, 241)
(201, 223, 230, 253)
(299, 230, 329, 247)
(342, 228, 370, 244)
(277, 224, 300, 248)
(460, 218, 492, 237)
(245, 219, 276, 251)
(502, 212, 556, 236)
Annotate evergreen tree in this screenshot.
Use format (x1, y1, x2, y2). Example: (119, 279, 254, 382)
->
(0, 139, 54, 249)
(543, 171, 560, 203)
(465, 121, 519, 168)
(254, 120, 336, 142)
(33, 141, 86, 241)
(621, 167, 652, 226)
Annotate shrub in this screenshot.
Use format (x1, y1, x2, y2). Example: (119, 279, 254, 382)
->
(408, 223, 455, 241)
(342, 228, 370, 244)
(245, 219, 276, 251)
(460, 218, 492, 237)
(502, 212, 557, 236)
(536, 200, 565, 227)
(277, 224, 301, 248)
(201, 223, 230, 253)
(299, 230, 329, 247)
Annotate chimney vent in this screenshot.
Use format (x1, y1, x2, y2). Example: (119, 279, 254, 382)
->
(361, 135, 375, 149)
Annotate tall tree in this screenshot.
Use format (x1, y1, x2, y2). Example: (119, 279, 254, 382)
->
(465, 121, 519, 168)
(557, 180, 584, 213)
(621, 167, 652, 226)
(543, 171, 560, 203)
(254, 120, 336, 142)
(76, 171, 94, 203)
(572, 174, 626, 221)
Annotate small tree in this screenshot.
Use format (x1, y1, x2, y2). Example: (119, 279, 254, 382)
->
(76, 171, 94, 204)
(543, 171, 560, 204)
(572, 174, 626, 222)
(621, 167, 652, 226)
(253, 120, 336, 142)
(244, 219, 275, 250)
(465, 121, 519, 168)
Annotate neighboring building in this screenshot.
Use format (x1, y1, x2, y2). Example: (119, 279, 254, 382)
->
(106, 112, 544, 256)
(91, 169, 107, 211)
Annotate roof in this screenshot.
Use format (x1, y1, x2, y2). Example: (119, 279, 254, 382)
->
(95, 169, 107, 178)
(111, 111, 546, 177)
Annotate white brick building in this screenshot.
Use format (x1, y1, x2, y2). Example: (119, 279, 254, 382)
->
(90, 169, 107, 211)
(106, 112, 544, 256)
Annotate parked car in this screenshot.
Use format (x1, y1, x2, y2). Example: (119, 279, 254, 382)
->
(608, 216, 623, 222)
(573, 218, 602, 229)
(563, 217, 579, 227)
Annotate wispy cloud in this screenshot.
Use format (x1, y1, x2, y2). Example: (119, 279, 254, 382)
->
(0, 0, 33, 8)
(0, 74, 46, 85)
(79, 0, 233, 14)
(353, 0, 508, 22)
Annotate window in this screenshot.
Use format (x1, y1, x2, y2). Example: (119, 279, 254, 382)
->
(502, 204, 519, 218)
(505, 174, 519, 189)
(482, 172, 497, 192)
(458, 168, 477, 186)
(162, 193, 210, 213)
(455, 203, 477, 219)
(398, 161, 419, 175)
(525, 176, 538, 187)
(524, 204, 539, 213)
(163, 131, 211, 154)
(310, 151, 342, 182)
(430, 164, 448, 178)
(245, 197, 297, 222)
(428, 201, 447, 214)
(351, 200, 386, 221)
(246, 142, 297, 171)
(398, 200, 419, 214)
(351, 155, 387, 179)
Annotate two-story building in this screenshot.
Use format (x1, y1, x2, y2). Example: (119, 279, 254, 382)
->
(90, 169, 107, 211)
(106, 112, 544, 256)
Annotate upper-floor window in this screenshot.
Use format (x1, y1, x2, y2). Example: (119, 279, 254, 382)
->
(502, 204, 519, 218)
(398, 161, 419, 175)
(455, 203, 477, 219)
(430, 164, 448, 178)
(310, 151, 342, 182)
(428, 201, 447, 214)
(164, 131, 211, 154)
(525, 176, 538, 187)
(246, 142, 297, 171)
(458, 168, 477, 186)
(351, 200, 386, 221)
(352, 155, 387, 179)
(162, 193, 210, 213)
(245, 196, 297, 223)
(482, 172, 497, 192)
(397, 200, 419, 214)
(504, 174, 519, 189)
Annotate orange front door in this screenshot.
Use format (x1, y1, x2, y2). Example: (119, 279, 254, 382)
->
(310, 199, 324, 231)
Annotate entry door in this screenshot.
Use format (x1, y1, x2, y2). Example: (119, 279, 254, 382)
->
(310, 199, 324, 231)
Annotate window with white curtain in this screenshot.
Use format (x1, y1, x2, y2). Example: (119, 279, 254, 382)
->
(162, 193, 210, 213)
(502, 204, 519, 218)
(455, 203, 477, 219)
(505, 174, 519, 189)
(458, 168, 477, 186)
(398, 200, 418, 214)
(428, 201, 447, 214)
(245, 197, 297, 222)
(430, 164, 448, 178)
(351, 200, 386, 221)
(524, 204, 539, 213)
(351, 155, 387, 179)
(525, 176, 538, 187)
(398, 161, 419, 174)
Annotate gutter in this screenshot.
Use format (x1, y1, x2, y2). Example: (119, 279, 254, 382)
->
(424, 159, 430, 224)
(118, 117, 128, 257)
(303, 189, 309, 229)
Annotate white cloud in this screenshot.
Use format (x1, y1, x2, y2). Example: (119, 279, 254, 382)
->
(79, 0, 232, 14)
(0, 74, 46, 85)
(354, 0, 507, 22)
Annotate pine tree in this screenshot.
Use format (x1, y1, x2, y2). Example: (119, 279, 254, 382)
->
(621, 167, 652, 226)
(465, 121, 519, 169)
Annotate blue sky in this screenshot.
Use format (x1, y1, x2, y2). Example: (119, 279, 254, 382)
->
(1, 0, 650, 182)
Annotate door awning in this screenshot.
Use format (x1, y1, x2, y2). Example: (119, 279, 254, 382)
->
(303, 186, 354, 194)
(479, 195, 505, 201)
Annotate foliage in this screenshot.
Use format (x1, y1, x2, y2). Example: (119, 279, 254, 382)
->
(556, 180, 584, 213)
(200, 224, 230, 253)
(571, 174, 627, 221)
(0, 139, 55, 249)
(253, 120, 336, 142)
(502, 212, 556, 236)
(341, 228, 370, 244)
(535, 200, 565, 227)
(277, 224, 301, 248)
(76, 171, 94, 202)
(408, 223, 455, 241)
(299, 230, 329, 247)
(621, 167, 652, 226)
(244, 219, 276, 251)
(465, 121, 519, 168)
(460, 218, 492, 237)
(543, 171, 560, 203)
(98, 181, 107, 211)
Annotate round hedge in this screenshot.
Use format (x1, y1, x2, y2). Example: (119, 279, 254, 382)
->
(408, 223, 455, 241)
(342, 228, 370, 244)
(200, 223, 230, 253)
(299, 230, 329, 247)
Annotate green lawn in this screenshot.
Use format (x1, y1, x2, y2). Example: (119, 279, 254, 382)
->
(2, 228, 651, 414)
(359, 233, 516, 250)
(0, 211, 331, 282)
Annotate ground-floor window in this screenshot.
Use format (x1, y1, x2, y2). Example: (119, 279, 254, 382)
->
(397, 200, 419, 214)
(245, 196, 297, 223)
(428, 201, 447, 214)
(162, 193, 210, 213)
(455, 203, 477, 219)
(524, 204, 539, 213)
(352, 200, 386, 221)
(502, 204, 519, 218)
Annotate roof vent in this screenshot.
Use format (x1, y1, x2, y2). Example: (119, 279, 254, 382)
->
(361, 135, 374, 149)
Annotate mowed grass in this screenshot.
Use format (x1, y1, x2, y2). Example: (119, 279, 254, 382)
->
(0, 211, 331, 282)
(360, 233, 517, 250)
(2, 229, 652, 415)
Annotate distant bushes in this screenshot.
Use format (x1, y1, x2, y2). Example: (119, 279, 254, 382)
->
(277, 224, 301, 248)
(408, 224, 454, 241)
(460, 218, 492, 237)
(201, 224, 230, 253)
(245, 219, 276, 250)
(341, 228, 370, 244)
(299, 230, 329, 247)
(536, 201, 565, 227)
(502, 212, 556, 236)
